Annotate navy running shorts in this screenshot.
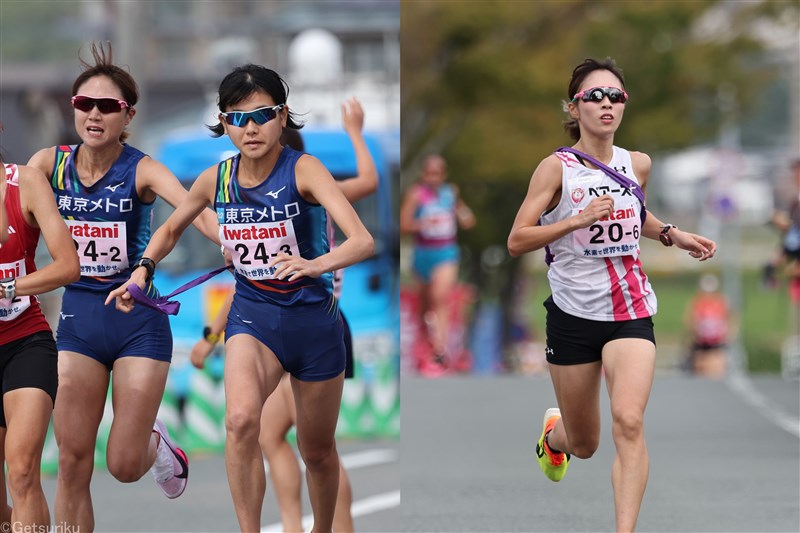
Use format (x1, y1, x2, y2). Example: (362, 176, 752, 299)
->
(226, 294, 345, 382)
(0, 330, 59, 427)
(57, 287, 173, 369)
(544, 296, 655, 366)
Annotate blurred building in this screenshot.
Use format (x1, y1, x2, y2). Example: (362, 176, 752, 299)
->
(0, 0, 400, 161)
(651, 1, 799, 228)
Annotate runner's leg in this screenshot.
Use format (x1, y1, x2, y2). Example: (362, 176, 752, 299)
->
(292, 372, 344, 533)
(4, 388, 53, 526)
(105, 357, 170, 481)
(332, 463, 355, 533)
(225, 334, 284, 532)
(602, 338, 656, 533)
(546, 361, 603, 458)
(427, 261, 458, 356)
(260, 373, 304, 532)
(0, 428, 11, 526)
(54, 351, 109, 531)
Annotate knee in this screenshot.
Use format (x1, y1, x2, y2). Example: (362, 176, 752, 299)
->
(6, 456, 39, 499)
(258, 426, 285, 455)
(106, 450, 146, 483)
(298, 440, 336, 471)
(225, 408, 261, 443)
(429, 286, 451, 307)
(569, 436, 600, 459)
(611, 410, 644, 442)
(57, 444, 95, 484)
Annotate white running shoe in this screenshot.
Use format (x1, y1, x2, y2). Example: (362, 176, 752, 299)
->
(151, 419, 189, 499)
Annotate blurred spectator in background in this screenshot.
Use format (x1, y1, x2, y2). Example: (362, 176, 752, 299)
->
(685, 273, 733, 378)
(18, 89, 70, 153)
(400, 155, 475, 373)
(763, 158, 800, 295)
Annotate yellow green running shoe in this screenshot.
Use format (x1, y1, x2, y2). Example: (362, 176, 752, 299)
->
(535, 408, 570, 482)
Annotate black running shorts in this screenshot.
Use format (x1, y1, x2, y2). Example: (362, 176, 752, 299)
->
(0, 330, 59, 427)
(544, 296, 656, 366)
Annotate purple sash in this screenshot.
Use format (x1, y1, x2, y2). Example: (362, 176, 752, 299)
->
(555, 146, 647, 224)
(128, 265, 232, 316)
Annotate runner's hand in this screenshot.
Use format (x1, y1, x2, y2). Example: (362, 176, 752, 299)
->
(672, 230, 717, 261)
(270, 253, 324, 281)
(104, 270, 147, 312)
(575, 194, 614, 228)
(342, 97, 364, 135)
(190, 339, 214, 369)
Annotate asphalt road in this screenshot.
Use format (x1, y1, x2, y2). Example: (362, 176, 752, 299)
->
(400, 374, 799, 532)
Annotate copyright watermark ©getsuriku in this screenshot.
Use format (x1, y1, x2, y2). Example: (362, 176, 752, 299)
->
(1, 523, 80, 533)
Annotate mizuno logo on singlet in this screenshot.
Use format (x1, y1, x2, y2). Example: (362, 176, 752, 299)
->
(105, 183, 123, 192)
(60, 312, 74, 320)
(266, 186, 286, 199)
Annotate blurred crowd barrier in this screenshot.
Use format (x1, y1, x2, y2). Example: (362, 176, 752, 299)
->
(400, 283, 475, 376)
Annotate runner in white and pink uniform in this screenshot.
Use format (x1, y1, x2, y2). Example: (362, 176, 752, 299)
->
(541, 146, 656, 321)
(508, 58, 717, 532)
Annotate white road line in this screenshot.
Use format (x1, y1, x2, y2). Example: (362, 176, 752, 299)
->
(261, 490, 401, 532)
(727, 371, 800, 438)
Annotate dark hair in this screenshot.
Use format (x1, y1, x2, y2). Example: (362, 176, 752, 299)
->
(280, 128, 305, 152)
(72, 42, 138, 143)
(208, 64, 303, 137)
(563, 57, 625, 141)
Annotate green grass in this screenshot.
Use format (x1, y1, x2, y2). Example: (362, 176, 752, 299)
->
(523, 268, 791, 374)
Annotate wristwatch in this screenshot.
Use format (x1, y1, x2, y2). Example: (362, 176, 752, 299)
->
(132, 257, 156, 282)
(659, 224, 677, 247)
(0, 277, 15, 300)
(203, 326, 220, 345)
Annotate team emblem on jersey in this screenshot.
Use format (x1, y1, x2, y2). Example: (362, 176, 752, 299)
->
(571, 187, 585, 204)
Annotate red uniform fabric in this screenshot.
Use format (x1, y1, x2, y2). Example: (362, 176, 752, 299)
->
(0, 164, 50, 343)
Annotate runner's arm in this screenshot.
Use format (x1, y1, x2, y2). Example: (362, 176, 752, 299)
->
(16, 165, 80, 296)
(507, 155, 603, 256)
(399, 185, 419, 234)
(452, 184, 476, 230)
(335, 98, 379, 203)
(105, 167, 218, 308)
(138, 157, 221, 245)
(270, 155, 373, 281)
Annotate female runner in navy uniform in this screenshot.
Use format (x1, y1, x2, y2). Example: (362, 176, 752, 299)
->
(0, 147, 79, 529)
(27, 43, 219, 530)
(108, 64, 374, 533)
(508, 58, 716, 532)
(190, 98, 375, 532)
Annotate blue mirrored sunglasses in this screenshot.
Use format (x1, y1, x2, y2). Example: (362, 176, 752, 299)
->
(572, 87, 629, 104)
(220, 104, 285, 127)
